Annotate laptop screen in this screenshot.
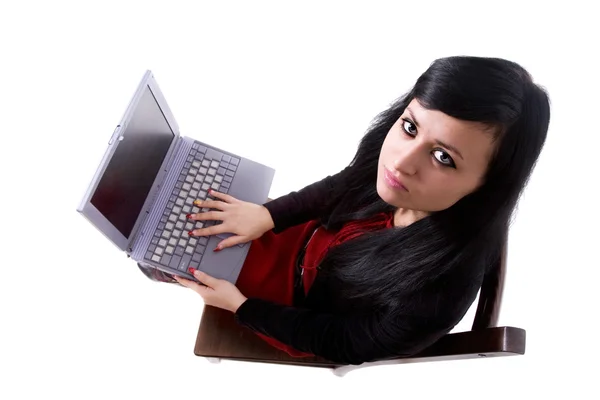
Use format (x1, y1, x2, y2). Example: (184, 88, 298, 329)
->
(90, 85, 175, 239)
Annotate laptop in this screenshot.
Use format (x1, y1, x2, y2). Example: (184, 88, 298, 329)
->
(77, 70, 275, 284)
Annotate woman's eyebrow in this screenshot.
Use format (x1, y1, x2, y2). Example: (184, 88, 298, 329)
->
(435, 139, 464, 160)
(406, 107, 464, 161)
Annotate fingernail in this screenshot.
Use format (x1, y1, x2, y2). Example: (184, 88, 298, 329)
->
(186, 213, 192, 219)
(188, 230, 194, 236)
(213, 245, 221, 252)
(188, 267, 195, 274)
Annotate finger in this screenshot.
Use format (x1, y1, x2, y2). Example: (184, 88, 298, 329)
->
(192, 199, 228, 211)
(173, 274, 201, 289)
(192, 269, 219, 287)
(174, 274, 210, 294)
(208, 189, 239, 204)
(172, 274, 188, 285)
(188, 210, 223, 221)
(189, 223, 227, 237)
(216, 235, 250, 250)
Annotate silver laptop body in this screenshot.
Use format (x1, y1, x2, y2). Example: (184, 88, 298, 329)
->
(77, 70, 275, 283)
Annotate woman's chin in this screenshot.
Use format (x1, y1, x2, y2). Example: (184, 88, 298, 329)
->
(376, 180, 402, 207)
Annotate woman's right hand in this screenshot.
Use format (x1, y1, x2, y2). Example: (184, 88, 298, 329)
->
(187, 189, 275, 250)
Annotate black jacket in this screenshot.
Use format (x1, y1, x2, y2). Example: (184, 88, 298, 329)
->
(234, 169, 481, 365)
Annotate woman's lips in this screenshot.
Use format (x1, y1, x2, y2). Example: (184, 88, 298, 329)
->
(384, 168, 408, 191)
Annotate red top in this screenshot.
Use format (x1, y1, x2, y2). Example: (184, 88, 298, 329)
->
(300, 211, 395, 295)
(235, 211, 395, 357)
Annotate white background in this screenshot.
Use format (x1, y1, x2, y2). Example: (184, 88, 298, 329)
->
(1, 1, 598, 398)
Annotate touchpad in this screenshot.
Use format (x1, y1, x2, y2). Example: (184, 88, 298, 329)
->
(216, 232, 246, 248)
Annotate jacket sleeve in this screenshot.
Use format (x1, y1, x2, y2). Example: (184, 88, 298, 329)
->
(263, 167, 349, 233)
(234, 297, 438, 365)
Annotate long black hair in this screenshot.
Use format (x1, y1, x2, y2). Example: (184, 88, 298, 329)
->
(316, 56, 550, 315)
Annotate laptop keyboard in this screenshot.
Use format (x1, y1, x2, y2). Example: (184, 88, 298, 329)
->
(144, 142, 240, 272)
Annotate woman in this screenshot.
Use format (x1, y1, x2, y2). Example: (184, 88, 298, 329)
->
(173, 56, 551, 365)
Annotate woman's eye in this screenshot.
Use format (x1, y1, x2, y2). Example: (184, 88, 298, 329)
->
(402, 119, 417, 136)
(433, 150, 456, 168)
(400, 118, 456, 169)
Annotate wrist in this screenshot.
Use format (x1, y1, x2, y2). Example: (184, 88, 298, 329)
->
(230, 295, 248, 313)
(261, 205, 275, 231)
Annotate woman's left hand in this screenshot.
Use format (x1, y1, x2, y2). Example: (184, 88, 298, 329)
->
(173, 268, 248, 313)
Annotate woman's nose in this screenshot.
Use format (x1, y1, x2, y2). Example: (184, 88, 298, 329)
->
(392, 143, 420, 176)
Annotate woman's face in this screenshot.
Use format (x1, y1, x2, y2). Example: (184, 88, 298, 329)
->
(377, 99, 496, 213)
